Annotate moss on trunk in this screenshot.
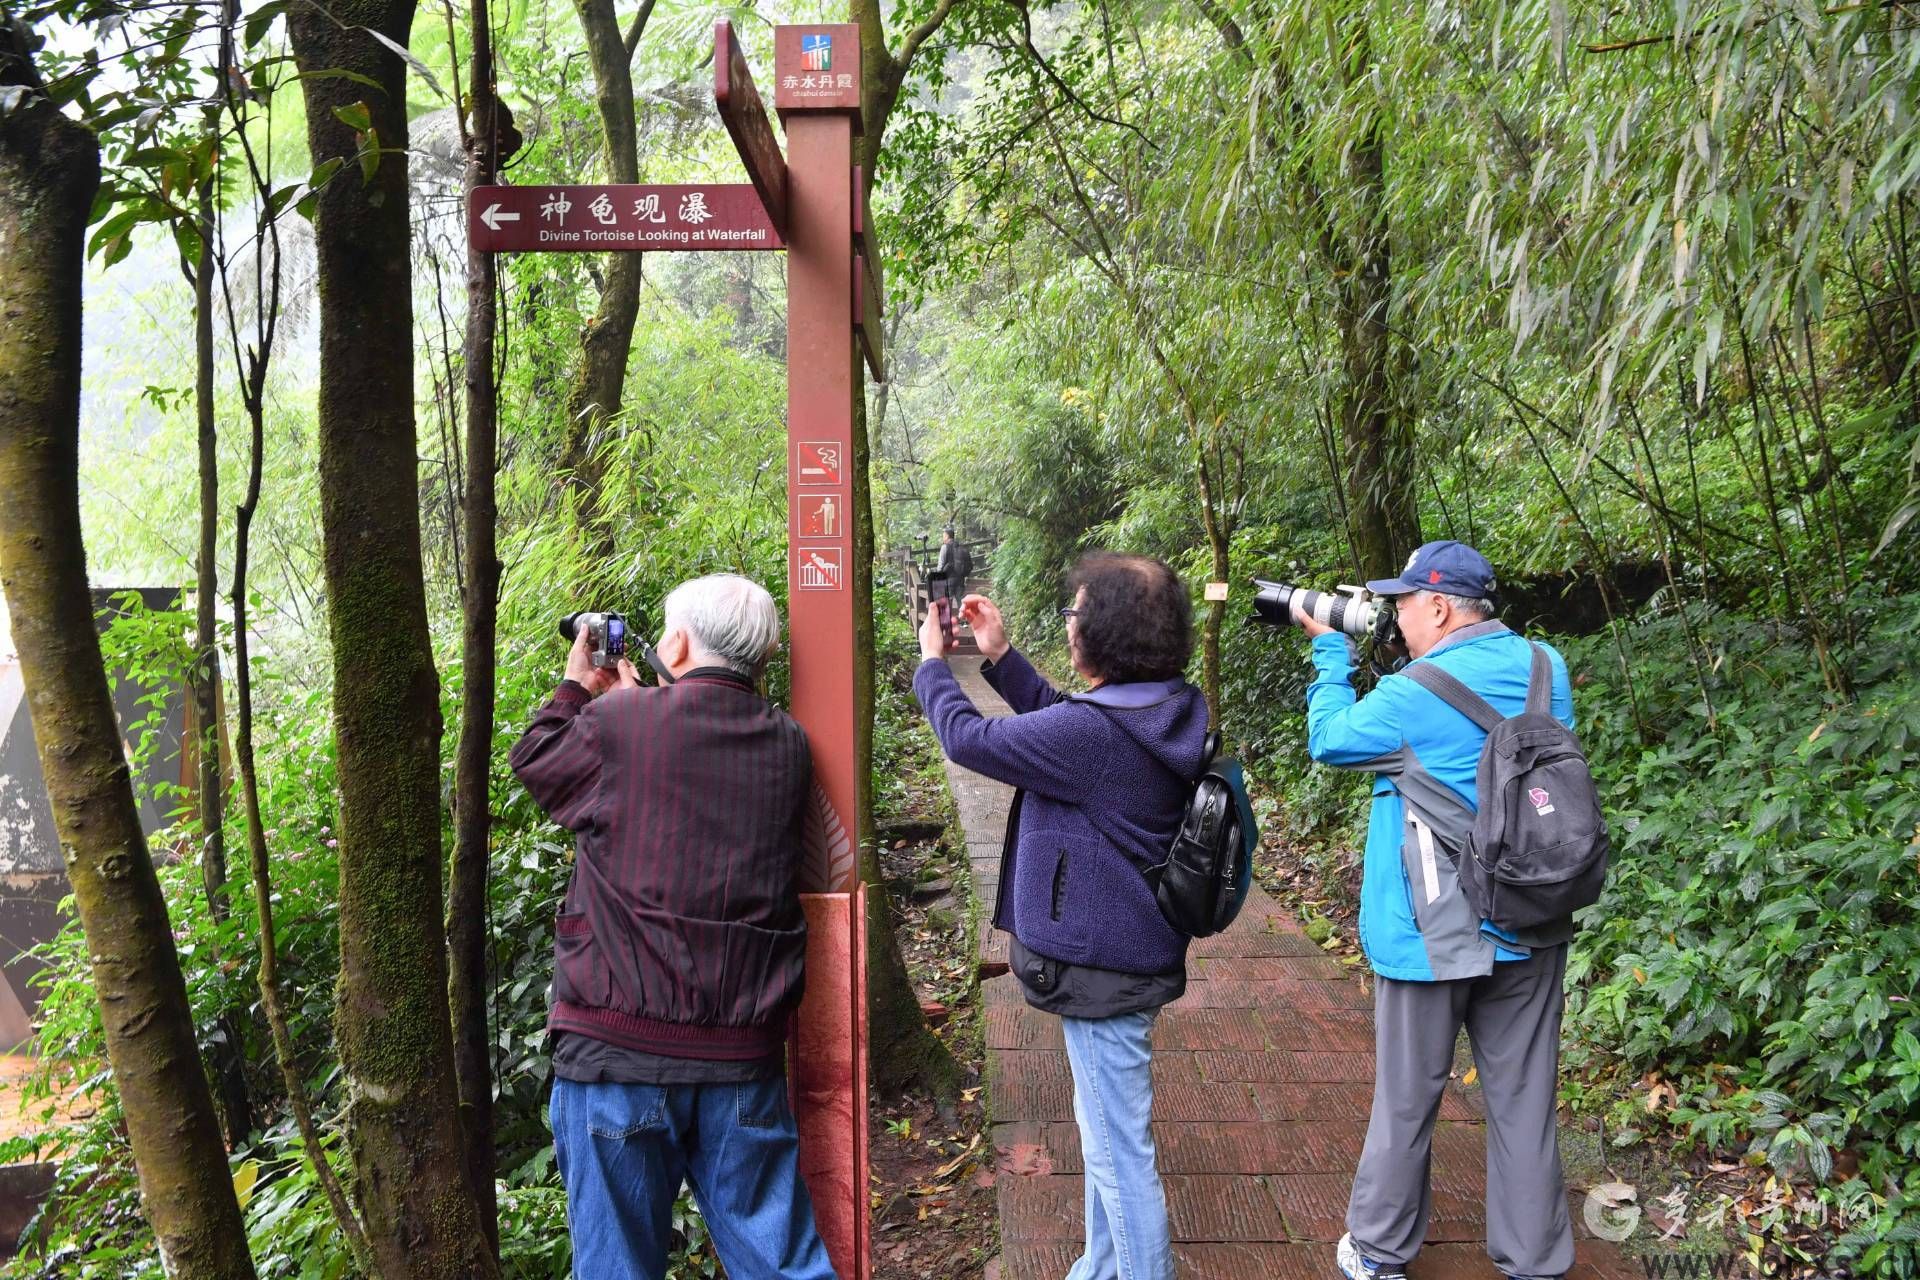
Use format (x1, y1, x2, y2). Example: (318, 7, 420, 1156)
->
(558, 0, 644, 551)
(1330, 24, 1419, 580)
(448, 4, 507, 1251)
(0, 71, 257, 1280)
(286, 5, 500, 1274)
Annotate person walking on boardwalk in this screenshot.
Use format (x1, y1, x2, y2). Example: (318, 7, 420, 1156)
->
(509, 574, 835, 1280)
(915, 552, 1209, 1280)
(932, 524, 973, 602)
(1295, 541, 1579, 1280)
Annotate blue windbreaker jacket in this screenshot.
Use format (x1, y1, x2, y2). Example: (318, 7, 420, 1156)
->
(1305, 621, 1576, 982)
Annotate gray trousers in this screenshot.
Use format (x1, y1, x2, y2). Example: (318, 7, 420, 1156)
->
(1347, 943, 1575, 1278)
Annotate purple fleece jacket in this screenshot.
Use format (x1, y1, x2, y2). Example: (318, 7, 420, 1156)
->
(913, 648, 1210, 975)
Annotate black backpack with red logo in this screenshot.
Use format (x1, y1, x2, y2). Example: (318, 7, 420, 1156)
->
(1404, 644, 1610, 931)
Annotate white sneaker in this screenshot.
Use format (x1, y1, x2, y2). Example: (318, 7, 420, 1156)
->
(1337, 1233, 1409, 1280)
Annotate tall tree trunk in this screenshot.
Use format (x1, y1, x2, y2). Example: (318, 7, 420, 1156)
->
(1333, 29, 1419, 580)
(1193, 449, 1230, 724)
(1197, 5, 1419, 581)
(851, 356, 956, 1096)
(850, 3, 963, 1096)
(286, 8, 500, 1275)
(559, 0, 645, 546)
(448, 0, 509, 1252)
(0, 56, 257, 1280)
(193, 121, 255, 1148)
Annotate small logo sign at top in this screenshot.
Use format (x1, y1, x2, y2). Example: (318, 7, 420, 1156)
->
(774, 24, 860, 111)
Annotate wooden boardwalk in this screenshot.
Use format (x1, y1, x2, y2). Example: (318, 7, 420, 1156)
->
(936, 656, 1635, 1280)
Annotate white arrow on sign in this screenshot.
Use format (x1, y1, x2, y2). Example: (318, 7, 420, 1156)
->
(479, 203, 520, 231)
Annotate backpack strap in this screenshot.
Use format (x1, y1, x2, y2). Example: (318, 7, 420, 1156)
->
(1524, 643, 1553, 716)
(1403, 660, 1505, 733)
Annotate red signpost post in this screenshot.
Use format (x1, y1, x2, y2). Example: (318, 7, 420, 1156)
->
(470, 22, 873, 1278)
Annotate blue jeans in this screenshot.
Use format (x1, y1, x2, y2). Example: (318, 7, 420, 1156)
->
(1062, 1010, 1176, 1280)
(550, 1076, 835, 1280)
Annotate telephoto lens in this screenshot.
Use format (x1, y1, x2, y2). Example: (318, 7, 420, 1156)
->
(1249, 581, 1380, 639)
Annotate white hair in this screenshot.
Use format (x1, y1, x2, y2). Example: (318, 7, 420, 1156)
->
(1420, 589, 1497, 620)
(663, 574, 781, 677)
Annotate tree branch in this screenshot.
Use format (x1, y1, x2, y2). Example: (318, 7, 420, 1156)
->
(1187, 0, 1250, 61)
(895, 0, 961, 80)
(1584, 1, 1913, 53)
(1011, 0, 1153, 149)
(623, 0, 655, 62)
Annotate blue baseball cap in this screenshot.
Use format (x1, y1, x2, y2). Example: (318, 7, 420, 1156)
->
(1365, 540, 1499, 599)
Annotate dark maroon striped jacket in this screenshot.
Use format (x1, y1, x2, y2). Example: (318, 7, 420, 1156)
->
(508, 669, 811, 1060)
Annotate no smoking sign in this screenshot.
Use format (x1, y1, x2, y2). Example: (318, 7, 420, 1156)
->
(796, 441, 843, 486)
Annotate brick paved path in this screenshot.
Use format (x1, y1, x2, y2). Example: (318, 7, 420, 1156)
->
(936, 656, 1634, 1280)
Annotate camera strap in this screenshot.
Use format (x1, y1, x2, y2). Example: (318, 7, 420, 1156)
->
(634, 636, 677, 684)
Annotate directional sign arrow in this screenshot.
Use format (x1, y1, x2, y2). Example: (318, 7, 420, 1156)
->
(467, 184, 786, 253)
(479, 203, 520, 232)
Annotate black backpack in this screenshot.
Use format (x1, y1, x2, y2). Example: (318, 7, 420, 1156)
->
(1086, 714, 1256, 938)
(1155, 735, 1258, 937)
(1403, 645, 1610, 932)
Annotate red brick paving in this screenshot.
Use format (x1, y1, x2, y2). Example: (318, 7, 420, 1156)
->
(934, 657, 1626, 1280)
(1003, 1242, 1346, 1280)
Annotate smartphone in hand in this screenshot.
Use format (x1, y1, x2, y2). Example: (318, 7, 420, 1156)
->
(935, 596, 956, 646)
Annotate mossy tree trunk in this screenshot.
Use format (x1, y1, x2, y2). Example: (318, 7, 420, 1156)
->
(286, 7, 500, 1274)
(558, 0, 651, 549)
(1198, 4, 1419, 581)
(0, 51, 257, 1280)
(1335, 78, 1419, 581)
(448, 0, 512, 1253)
(850, 0, 964, 1097)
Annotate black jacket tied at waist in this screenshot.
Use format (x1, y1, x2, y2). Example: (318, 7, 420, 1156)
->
(509, 667, 811, 1060)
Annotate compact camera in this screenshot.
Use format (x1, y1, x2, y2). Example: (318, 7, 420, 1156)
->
(558, 611, 628, 669)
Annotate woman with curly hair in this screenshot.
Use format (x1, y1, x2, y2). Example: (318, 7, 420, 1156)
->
(915, 551, 1208, 1280)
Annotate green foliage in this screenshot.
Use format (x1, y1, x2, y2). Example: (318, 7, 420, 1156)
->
(1564, 597, 1920, 1201)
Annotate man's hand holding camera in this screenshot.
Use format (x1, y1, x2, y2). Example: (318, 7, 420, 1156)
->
(565, 626, 640, 697)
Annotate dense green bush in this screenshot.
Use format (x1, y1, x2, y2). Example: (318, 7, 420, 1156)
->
(1561, 598, 1920, 1272)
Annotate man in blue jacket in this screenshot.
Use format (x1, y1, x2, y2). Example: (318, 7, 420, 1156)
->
(1298, 541, 1577, 1280)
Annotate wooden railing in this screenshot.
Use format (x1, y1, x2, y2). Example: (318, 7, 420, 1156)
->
(893, 542, 992, 654)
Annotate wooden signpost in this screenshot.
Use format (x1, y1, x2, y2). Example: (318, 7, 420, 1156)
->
(469, 22, 874, 1277)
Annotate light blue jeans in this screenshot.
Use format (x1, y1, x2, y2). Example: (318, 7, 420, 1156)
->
(1062, 1009, 1176, 1280)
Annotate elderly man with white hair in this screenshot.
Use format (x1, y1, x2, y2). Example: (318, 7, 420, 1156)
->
(509, 573, 833, 1280)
